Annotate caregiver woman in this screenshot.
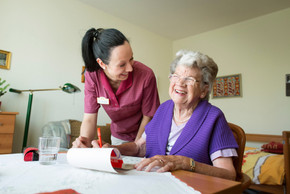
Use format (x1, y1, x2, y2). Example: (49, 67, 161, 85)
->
(73, 28, 160, 146)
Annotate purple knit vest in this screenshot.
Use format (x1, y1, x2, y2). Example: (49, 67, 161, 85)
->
(145, 100, 238, 165)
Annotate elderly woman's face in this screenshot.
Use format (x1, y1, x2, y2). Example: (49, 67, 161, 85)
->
(169, 65, 206, 106)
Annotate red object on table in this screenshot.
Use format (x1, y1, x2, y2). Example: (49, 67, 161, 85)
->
(24, 147, 39, 161)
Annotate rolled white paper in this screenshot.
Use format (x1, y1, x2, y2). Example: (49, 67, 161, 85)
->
(67, 148, 120, 173)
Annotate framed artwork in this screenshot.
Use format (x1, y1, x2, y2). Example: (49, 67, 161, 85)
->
(0, 50, 11, 70)
(212, 74, 242, 98)
(81, 66, 85, 83)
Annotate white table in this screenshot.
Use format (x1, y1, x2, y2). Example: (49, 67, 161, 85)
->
(0, 153, 199, 194)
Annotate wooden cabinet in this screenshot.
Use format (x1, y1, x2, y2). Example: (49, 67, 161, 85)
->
(0, 112, 18, 154)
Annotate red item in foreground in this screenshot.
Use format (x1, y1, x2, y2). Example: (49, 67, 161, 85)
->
(38, 189, 80, 194)
(24, 147, 39, 161)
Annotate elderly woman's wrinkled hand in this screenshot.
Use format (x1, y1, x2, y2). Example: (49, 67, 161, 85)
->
(135, 155, 186, 173)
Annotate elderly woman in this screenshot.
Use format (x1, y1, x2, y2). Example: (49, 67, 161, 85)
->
(93, 50, 238, 180)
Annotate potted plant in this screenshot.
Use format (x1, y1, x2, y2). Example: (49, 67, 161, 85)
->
(0, 77, 10, 111)
(0, 78, 10, 97)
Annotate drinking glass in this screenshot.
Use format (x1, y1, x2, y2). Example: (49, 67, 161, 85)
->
(38, 137, 61, 165)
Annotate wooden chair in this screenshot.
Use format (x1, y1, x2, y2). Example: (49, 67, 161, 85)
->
(283, 131, 290, 194)
(228, 122, 252, 191)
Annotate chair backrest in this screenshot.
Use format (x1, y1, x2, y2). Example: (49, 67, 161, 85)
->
(228, 122, 246, 181)
(69, 120, 111, 147)
(42, 120, 71, 149)
(283, 131, 290, 193)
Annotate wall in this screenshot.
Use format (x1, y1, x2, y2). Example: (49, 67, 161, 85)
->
(0, 0, 172, 152)
(2, 1, 288, 153)
(173, 8, 290, 135)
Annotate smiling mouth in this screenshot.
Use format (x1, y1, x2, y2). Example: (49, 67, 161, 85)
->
(175, 89, 187, 94)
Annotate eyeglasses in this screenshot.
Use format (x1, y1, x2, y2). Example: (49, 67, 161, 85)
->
(169, 74, 200, 86)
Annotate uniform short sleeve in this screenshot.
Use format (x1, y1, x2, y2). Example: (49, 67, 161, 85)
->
(84, 71, 100, 113)
(141, 72, 160, 117)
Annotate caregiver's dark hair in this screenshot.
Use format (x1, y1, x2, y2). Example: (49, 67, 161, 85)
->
(81, 28, 129, 72)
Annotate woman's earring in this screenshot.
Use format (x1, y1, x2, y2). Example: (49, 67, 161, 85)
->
(97, 58, 106, 70)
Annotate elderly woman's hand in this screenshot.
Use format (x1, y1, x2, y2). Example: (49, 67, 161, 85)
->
(135, 155, 189, 172)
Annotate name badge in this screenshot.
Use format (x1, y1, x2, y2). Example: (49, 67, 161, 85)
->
(97, 97, 110, 105)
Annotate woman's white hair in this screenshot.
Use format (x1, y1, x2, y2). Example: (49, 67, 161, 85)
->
(170, 50, 218, 100)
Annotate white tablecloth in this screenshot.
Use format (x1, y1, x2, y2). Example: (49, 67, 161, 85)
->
(0, 153, 200, 194)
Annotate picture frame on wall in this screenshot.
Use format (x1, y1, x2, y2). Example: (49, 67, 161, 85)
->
(0, 50, 11, 70)
(81, 66, 85, 83)
(212, 74, 242, 98)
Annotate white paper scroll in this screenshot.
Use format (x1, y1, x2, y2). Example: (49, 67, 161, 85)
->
(67, 148, 121, 173)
